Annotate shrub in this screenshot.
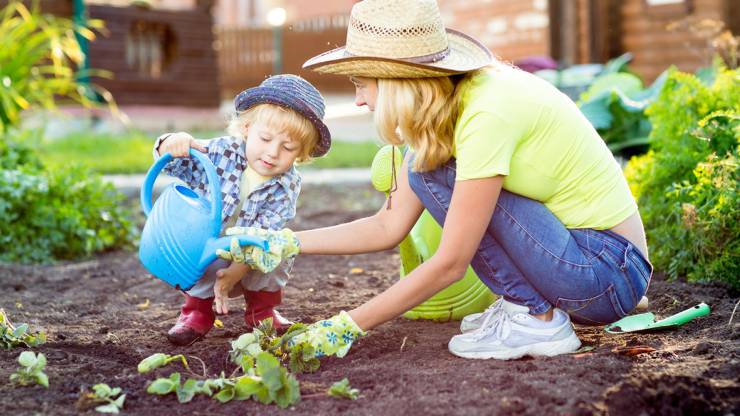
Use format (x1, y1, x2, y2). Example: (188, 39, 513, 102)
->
(625, 66, 739, 289)
(0, 134, 136, 263)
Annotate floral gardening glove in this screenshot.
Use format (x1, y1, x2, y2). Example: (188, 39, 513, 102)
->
(286, 311, 366, 358)
(216, 227, 300, 273)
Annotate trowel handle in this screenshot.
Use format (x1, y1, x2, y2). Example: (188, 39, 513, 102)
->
(658, 303, 710, 326)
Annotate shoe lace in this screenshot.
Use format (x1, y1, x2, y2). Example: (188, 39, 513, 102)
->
(475, 298, 504, 328)
(472, 307, 513, 341)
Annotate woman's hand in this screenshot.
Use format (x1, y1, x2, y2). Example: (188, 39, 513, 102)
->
(216, 227, 300, 273)
(157, 132, 207, 158)
(286, 311, 366, 358)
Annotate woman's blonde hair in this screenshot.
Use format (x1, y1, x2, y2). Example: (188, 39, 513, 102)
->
(227, 104, 320, 163)
(375, 72, 477, 172)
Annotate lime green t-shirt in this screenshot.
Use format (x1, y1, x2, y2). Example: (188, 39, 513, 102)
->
(453, 65, 637, 229)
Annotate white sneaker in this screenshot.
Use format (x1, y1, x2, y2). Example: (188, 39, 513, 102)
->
(448, 303, 581, 360)
(460, 298, 504, 333)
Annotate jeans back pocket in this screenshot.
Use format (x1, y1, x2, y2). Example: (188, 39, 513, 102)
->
(556, 284, 627, 325)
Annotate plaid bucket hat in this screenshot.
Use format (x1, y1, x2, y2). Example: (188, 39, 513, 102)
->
(234, 74, 331, 157)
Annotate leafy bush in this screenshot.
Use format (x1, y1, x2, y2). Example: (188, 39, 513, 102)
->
(577, 71, 667, 156)
(0, 0, 115, 132)
(624, 66, 739, 288)
(0, 134, 136, 263)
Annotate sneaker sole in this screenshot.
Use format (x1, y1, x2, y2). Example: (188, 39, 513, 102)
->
(449, 332, 582, 360)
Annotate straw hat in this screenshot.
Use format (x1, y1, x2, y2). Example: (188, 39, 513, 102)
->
(303, 0, 492, 78)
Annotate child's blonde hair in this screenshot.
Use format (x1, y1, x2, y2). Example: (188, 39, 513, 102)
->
(374, 70, 483, 172)
(228, 103, 320, 163)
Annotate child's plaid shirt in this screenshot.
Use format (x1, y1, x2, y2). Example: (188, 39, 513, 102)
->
(152, 134, 301, 283)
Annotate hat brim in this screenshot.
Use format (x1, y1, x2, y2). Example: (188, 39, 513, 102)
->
(303, 29, 492, 78)
(235, 86, 331, 157)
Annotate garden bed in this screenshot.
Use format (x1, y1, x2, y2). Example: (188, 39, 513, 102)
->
(0, 183, 738, 415)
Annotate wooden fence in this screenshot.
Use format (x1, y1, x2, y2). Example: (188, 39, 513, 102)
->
(216, 20, 352, 99)
(87, 4, 220, 107)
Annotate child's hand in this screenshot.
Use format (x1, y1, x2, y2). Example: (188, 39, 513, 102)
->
(216, 227, 300, 273)
(214, 263, 249, 315)
(158, 132, 207, 158)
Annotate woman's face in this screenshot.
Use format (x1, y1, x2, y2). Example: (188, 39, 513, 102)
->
(350, 76, 378, 111)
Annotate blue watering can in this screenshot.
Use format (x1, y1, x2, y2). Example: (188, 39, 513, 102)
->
(139, 149, 268, 291)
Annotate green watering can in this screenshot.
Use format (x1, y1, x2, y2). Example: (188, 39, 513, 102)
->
(370, 145, 496, 321)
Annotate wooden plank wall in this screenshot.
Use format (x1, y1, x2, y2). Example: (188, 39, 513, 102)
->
(216, 23, 350, 99)
(620, 0, 729, 82)
(87, 4, 220, 107)
(440, 0, 550, 61)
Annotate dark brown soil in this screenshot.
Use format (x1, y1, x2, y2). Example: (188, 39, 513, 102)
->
(1, 183, 738, 415)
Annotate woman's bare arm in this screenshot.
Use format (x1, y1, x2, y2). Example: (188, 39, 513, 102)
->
(348, 175, 504, 331)
(296, 153, 425, 255)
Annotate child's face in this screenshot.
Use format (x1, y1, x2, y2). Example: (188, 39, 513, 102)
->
(244, 120, 302, 176)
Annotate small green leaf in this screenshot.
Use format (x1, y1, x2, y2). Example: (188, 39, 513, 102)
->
(11, 323, 28, 338)
(137, 353, 169, 373)
(94, 403, 120, 414)
(93, 383, 112, 398)
(328, 378, 359, 400)
(213, 386, 235, 403)
(147, 379, 175, 395)
(18, 350, 36, 367)
(274, 372, 300, 408)
(234, 376, 261, 400)
(254, 385, 273, 405)
(36, 353, 47, 368)
(113, 394, 126, 408)
(36, 372, 49, 388)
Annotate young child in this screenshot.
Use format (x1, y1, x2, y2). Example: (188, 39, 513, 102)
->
(153, 74, 331, 346)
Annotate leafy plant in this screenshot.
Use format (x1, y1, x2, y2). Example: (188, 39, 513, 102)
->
(229, 319, 318, 375)
(77, 384, 126, 414)
(624, 66, 739, 288)
(328, 378, 360, 400)
(0, 146, 137, 263)
(10, 351, 48, 388)
(577, 69, 667, 156)
(0, 308, 46, 349)
(0, 0, 116, 132)
(145, 351, 300, 408)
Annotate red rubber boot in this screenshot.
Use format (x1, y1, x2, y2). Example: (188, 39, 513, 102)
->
(244, 290, 293, 332)
(167, 294, 215, 346)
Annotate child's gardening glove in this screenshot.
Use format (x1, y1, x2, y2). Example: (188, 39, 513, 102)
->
(286, 311, 366, 358)
(216, 227, 300, 273)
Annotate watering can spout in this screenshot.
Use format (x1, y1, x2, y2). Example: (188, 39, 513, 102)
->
(199, 235, 270, 271)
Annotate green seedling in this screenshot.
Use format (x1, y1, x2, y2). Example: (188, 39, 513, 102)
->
(146, 352, 300, 408)
(229, 321, 318, 375)
(328, 378, 359, 400)
(0, 309, 46, 349)
(10, 351, 48, 388)
(137, 353, 191, 374)
(287, 342, 320, 374)
(78, 383, 126, 414)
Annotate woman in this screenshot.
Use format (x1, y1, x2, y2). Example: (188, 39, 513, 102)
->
(223, 0, 652, 360)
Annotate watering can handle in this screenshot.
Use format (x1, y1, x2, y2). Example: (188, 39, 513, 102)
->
(141, 149, 224, 236)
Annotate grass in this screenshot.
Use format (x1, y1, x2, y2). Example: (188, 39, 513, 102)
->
(37, 131, 382, 174)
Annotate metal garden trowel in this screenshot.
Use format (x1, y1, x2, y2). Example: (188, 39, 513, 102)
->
(605, 303, 710, 334)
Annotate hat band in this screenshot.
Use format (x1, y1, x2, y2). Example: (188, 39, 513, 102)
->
(343, 47, 450, 64)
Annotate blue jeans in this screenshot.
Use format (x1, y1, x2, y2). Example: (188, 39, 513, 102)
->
(407, 158, 652, 325)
